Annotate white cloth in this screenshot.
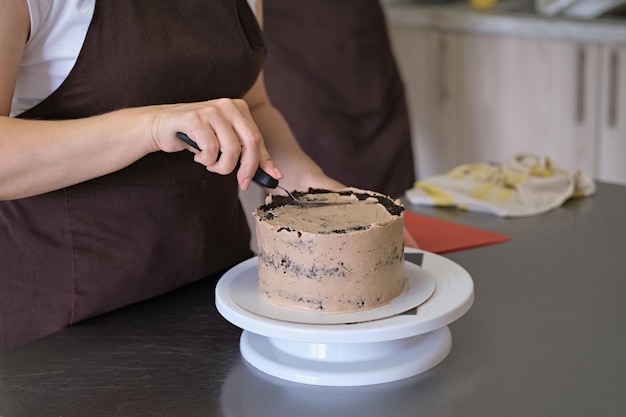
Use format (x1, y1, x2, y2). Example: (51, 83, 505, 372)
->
(405, 154, 596, 217)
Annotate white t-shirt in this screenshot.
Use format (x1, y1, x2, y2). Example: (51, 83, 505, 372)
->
(11, 0, 95, 117)
(11, 0, 258, 117)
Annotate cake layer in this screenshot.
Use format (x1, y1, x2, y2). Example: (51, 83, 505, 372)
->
(254, 188, 406, 312)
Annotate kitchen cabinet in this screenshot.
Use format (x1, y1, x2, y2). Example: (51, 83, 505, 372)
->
(388, 18, 626, 185)
(597, 45, 626, 184)
(450, 32, 600, 172)
(387, 28, 459, 179)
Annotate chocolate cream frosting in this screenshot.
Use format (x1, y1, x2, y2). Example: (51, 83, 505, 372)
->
(254, 188, 406, 312)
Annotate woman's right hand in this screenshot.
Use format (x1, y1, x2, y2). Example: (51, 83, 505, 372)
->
(150, 98, 281, 190)
(0, 98, 281, 200)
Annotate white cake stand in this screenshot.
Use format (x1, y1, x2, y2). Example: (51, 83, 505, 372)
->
(215, 248, 474, 386)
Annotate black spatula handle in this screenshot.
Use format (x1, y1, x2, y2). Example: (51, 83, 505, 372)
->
(176, 132, 278, 189)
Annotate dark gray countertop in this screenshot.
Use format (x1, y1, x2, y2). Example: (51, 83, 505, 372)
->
(1, 182, 625, 417)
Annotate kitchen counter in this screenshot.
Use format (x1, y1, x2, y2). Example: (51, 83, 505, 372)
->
(1, 182, 626, 416)
(384, 1, 626, 45)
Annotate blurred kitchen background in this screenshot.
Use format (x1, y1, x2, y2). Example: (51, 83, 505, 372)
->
(239, 0, 625, 252)
(382, 0, 626, 185)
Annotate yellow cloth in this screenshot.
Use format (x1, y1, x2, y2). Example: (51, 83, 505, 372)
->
(405, 154, 596, 217)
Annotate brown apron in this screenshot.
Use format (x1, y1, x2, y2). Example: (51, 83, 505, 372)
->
(263, 0, 415, 198)
(0, 0, 265, 351)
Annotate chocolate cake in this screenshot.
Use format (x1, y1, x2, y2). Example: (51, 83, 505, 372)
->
(254, 188, 406, 312)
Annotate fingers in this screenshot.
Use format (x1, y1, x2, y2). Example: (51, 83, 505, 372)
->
(155, 99, 277, 189)
(186, 99, 248, 174)
(193, 117, 241, 173)
(239, 135, 282, 190)
(228, 100, 281, 189)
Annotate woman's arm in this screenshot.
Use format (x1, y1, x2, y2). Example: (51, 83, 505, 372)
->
(243, 0, 343, 192)
(243, 75, 343, 192)
(0, 2, 275, 200)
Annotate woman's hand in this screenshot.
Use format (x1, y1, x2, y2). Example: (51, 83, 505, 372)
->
(150, 98, 280, 190)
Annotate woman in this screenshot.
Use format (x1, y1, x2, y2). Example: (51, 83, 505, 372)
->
(0, 0, 341, 350)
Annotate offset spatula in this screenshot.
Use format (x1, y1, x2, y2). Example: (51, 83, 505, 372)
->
(176, 132, 293, 196)
(177, 132, 361, 206)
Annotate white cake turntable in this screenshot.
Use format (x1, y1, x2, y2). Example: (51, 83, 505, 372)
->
(215, 248, 474, 386)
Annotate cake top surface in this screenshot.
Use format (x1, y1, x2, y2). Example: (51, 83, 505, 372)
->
(255, 188, 404, 234)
